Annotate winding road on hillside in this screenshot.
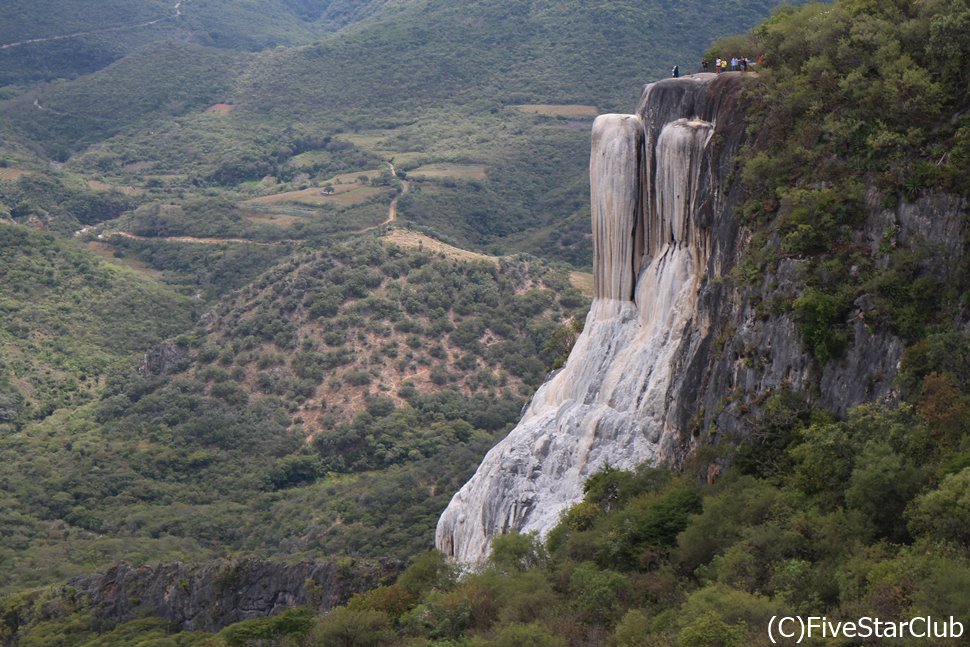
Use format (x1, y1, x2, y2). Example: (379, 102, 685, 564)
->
(1, 1, 185, 50)
(385, 163, 409, 224)
(361, 162, 408, 232)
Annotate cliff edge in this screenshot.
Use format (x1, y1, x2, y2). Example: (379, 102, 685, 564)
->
(436, 74, 752, 563)
(436, 71, 920, 563)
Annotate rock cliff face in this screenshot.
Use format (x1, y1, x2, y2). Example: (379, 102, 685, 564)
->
(436, 74, 750, 563)
(436, 73, 920, 563)
(64, 558, 399, 632)
(139, 340, 191, 377)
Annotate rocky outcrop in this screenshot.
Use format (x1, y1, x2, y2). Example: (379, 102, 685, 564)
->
(436, 72, 955, 564)
(139, 340, 191, 377)
(63, 557, 399, 632)
(436, 74, 751, 563)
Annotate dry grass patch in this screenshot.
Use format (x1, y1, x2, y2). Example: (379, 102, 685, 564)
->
(408, 163, 487, 181)
(244, 184, 386, 208)
(336, 131, 425, 165)
(385, 152, 425, 165)
(569, 271, 594, 297)
(0, 168, 30, 181)
(84, 241, 164, 279)
(205, 103, 234, 115)
(286, 151, 331, 169)
(384, 229, 498, 265)
(239, 210, 304, 227)
(337, 130, 399, 149)
(515, 104, 598, 118)
(328, 170, 381, 184)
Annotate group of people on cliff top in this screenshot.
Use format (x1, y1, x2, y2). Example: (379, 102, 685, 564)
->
(707, 55, 761, 73)
(673, 54, 762, 77)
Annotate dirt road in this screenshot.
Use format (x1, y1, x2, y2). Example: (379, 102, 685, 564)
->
(2, 1, 184, 50)
(101, 230, 290, 246)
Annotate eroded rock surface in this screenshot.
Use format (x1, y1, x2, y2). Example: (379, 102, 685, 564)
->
(437, 75, 749, 564)
(66, 558, 399, 632)
(436, 72, 948, 564)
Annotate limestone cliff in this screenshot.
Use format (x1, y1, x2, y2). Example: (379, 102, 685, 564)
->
(436, 73, 918, 563)
(68, 559, 396, 631)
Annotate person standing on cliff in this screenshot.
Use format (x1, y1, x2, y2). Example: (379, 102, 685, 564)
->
(701, 59, 709, 72)
(715, 57, 721, 73)
(671, 64, 680, 78)
(721, 58, 728, 73)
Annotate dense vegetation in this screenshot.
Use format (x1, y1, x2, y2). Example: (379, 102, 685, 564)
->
(105, 237, 294, 302)
(0, 239, 586, 592)
(0, 0, 799, 265)
(0, 224, 193, 426)
(0, 172, 133, 233)
(8, 383, 970, 645)
(3, 42, 246, 161)
(4, 0, 968, 645)
(0, 0, 391, 85)
(713, 0, 970, 363)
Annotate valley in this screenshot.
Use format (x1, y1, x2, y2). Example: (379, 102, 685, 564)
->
(1, 0, 969, 645)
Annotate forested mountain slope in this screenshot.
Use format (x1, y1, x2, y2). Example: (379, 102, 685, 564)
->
(0, 0, 956, 644)
(10, 1, 942, 645)
(0, 0, 396, 85)
(1, 0, 801, 264)
(0, 224, 193, 427)
(0, 237, 587, 593)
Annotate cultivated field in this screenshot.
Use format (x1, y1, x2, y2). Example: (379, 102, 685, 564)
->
(407, 163, 487, 181)
(244, 183, 385, 208)
(337, 130, 425, 165)
(515, 104, 598, 117)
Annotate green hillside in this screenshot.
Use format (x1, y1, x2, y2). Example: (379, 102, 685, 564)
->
(2, 41, 247, 159)
(1, 0, 801, 263)
(0, 238, 586, 591)
(0, 0, 173, 86)
(0, 0, 810, 604)
(5, 0, 966, 642)
(235, 0, 790, 119)
(0, 223, 193, 426)
(0, 0, 390, 86)
(0, 0, 903, 641)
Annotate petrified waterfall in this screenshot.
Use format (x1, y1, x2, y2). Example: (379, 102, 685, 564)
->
(436, 75, 744, 564)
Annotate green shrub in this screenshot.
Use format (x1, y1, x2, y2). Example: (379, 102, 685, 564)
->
(218, 608, 312, 646)
(792, 288, 849, 364)
(907, 468, 970, 546)
(845, 441, 926, 542)
(309, 607, 393, 647)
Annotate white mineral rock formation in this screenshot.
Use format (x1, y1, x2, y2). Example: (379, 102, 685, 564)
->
(437, 75, 731, 564)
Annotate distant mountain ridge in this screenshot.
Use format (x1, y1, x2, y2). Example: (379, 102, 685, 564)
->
(1, 0, 804, 266)
(0, 0, 395, 84)
(0, 0, 807, 603)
